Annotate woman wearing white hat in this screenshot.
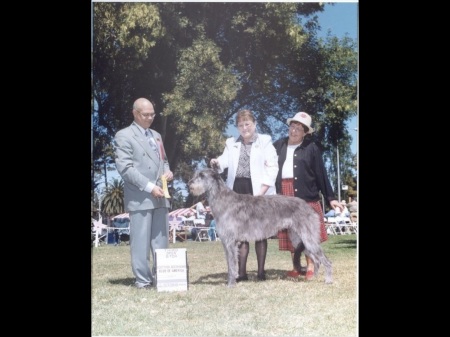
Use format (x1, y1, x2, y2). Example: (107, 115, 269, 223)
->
(273, 112, 344, 280)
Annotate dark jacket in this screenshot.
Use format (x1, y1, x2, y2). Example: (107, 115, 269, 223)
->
(273, 135, 337, 206)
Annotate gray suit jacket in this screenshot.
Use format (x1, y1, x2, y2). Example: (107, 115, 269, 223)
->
(114, 122, 171, 211)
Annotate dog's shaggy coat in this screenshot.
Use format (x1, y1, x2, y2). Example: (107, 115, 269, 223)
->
(188, 169, 333, 287)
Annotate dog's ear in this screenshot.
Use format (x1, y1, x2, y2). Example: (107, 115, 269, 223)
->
(212, 169, 226, 183)
(198, 170, 211, 181)
(211, 161, 220, 172)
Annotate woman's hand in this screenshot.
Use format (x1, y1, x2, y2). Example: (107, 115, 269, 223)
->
(330, 200, 344, 213)
(210, 159, 220, 169)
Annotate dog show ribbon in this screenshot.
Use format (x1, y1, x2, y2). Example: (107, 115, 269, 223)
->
(161, 175, 171, 198)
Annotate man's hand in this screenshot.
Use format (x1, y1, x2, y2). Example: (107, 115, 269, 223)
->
(162, 170, 174, 181)
(152, 186, 165, 198)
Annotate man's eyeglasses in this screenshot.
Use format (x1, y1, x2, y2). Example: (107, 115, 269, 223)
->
(140, 112, 157, 119)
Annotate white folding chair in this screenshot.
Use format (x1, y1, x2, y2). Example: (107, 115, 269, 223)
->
(347, 217, 357, 234)
(325, 217, 338, 235)
(335, 215, 356, 235)
(208, 228, 219, 241)
(196, 228, 210, 242)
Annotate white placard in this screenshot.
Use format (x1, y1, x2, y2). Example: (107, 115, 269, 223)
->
(155, 248, 188, 292)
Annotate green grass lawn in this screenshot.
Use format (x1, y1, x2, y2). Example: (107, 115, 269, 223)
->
(92, 235, 357, 336)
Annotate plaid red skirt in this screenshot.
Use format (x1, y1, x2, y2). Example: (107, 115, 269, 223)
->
(278, 178, 328, 252)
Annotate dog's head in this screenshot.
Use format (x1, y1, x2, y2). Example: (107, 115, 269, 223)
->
(188, 169, 222, 196)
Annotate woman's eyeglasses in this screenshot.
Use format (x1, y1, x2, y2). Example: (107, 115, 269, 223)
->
(289, 125, 304, 132)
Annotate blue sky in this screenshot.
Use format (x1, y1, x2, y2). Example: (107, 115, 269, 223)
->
(317, 2, 358, 154)
(317, 2, 358, 39)
(97, 2, 358, 192)
(306, 2, 358, 205)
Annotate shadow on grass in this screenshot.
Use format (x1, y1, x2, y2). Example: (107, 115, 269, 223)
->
(191, 268, 317, 285)
(107, 269, 330, 287)
(190, 272, 229, 285)
(332, 238, 357, 249)
(109, 277, 136, 286)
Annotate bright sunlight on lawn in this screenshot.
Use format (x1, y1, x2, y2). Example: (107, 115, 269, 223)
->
(92, 235, 357, 336)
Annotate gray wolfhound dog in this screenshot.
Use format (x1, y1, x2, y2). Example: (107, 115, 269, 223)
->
(188, 168, 333, 287)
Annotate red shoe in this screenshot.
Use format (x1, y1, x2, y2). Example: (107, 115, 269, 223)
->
(286, 270, 300, 278)
(305, 270, 314, 281)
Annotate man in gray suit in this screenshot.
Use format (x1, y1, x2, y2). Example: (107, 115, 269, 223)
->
(114, 98, 174, 289)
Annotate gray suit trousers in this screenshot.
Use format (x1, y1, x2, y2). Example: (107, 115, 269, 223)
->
(129, 208, 169, 287)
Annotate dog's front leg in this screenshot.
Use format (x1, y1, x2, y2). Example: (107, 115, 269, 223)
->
(221, 239, 238, 287)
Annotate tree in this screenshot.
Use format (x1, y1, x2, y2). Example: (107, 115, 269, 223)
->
(93, 2, 167, 194)
(92, 2, 357, 202)
(169, 187, 188, 211)
(101, 178, 125, 217)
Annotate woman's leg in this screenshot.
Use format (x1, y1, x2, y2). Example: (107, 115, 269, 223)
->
(287, 248, 307, 277)
(305, 255, 314, 280)
(255, 239, 267, 280)
(237, 241, 249, 281)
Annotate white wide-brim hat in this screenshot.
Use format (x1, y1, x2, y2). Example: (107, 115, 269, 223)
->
(286, 112, 314, 134)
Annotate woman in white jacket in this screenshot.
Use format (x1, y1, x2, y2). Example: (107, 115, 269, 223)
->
(210, 109, 279, 282)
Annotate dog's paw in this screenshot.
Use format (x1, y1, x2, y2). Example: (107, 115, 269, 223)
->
(227, 281, 236, 288)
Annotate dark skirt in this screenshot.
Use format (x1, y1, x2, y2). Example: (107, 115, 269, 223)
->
(233, 177, 253, 195)
(278, 179, 328, 252)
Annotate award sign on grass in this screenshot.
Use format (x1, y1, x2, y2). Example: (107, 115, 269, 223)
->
(155, 248, 188, 292)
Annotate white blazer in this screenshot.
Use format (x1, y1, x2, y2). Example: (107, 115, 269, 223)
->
(216, 134, 279, 195)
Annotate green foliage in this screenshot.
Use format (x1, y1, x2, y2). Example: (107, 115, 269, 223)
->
(162, 36, 241, 178)
(168, 187, 187, 210)
(92, 2, 357, 198)
(101, 178, 125, 216)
